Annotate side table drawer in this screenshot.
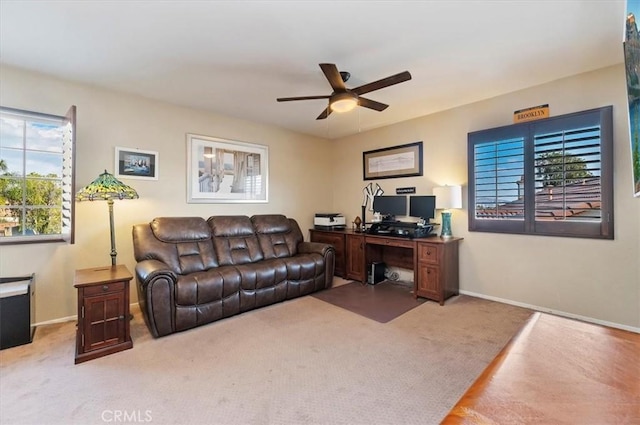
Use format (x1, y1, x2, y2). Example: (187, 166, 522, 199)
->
(418, 243, 440, 264)
(82, 281, 125, 296)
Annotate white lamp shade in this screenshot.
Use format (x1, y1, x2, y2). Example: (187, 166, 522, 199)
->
(433, 185, 462, 210)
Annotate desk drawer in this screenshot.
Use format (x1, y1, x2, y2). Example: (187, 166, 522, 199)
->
(365, 236, 414, 249)
(418, 243, 440, 264)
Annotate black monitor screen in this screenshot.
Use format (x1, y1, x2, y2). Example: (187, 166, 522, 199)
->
(373, 196, 407, 218)
(409, 196, 436, 220)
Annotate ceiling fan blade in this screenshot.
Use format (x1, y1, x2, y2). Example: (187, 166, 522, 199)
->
(358, 97, 389, 111)
(319, 63, 346, 91)
(316, 107, 332, 120)
(277, 95, 331, 102)
(351, 71, 412, 96)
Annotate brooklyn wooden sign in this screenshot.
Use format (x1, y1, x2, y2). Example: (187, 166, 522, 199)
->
(513, 104, 549, 123)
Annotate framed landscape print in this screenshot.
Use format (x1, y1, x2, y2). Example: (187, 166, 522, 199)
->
(114, 147, 158, 180)
(186, 134, 269, 203)
(363, 141, 423, 180)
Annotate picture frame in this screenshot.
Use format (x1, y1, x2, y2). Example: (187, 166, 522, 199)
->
(363, 141, 423, 180)
(114, 147, 158, 180)
(625, 0, 640, 197)
(186, 134, 269, 203)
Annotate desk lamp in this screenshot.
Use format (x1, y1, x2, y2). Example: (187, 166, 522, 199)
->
(76, 170, 138, 265)
(433, 185, 462, 238)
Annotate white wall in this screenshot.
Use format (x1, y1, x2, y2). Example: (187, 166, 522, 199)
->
(331, 65, 640, 329)
(0, 65, 334, 323)
(2, 64, 638, 330)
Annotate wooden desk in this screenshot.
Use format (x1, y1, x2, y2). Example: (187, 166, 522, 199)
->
(310, 229, 462, 305)
(441, 312, 640, 424)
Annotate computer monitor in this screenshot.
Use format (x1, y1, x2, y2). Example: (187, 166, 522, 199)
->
(409, 195, 436, 221)
(373, 196, 406, 220)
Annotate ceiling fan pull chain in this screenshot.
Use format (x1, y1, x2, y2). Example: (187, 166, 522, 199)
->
(326, 99, 331, 139)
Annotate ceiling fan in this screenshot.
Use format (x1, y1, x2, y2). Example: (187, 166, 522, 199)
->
(276, 63, 412, 120)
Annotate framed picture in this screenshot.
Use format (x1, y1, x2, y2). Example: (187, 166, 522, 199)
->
(363, 141, 423, 180)
(186, 134, 269, 203)
(625, 0, 640, 197)
(114, 147, 158, 180)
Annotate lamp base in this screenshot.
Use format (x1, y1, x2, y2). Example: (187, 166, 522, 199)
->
(440, 211, 453, 238)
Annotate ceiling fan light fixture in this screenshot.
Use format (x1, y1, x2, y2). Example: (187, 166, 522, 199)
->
(330, 93, 358, 113)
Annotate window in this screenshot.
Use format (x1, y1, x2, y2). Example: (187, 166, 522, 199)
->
(468, 106, 613, 239)
(0, 106, 76, 244)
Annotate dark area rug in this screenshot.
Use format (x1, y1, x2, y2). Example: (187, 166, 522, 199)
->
(311, 280, 426, 323)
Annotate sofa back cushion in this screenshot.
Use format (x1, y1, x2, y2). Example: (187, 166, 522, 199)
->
(133, 217, 218, 274)
(207, 216, 264, 265)
(251, 214, 302, 259)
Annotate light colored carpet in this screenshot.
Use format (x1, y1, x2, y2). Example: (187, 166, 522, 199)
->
(0, 290, 532, 425)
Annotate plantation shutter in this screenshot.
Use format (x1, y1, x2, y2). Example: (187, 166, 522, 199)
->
(62, 105, 76, 243)
(468, 106, 613, 239)
(469, 125, 527, 234)
(533, 125, 602, 222)
(474, 138, 525, 219)
(531, 107, 612, 238)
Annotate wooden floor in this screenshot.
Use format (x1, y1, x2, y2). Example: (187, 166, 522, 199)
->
(441, 312, 640, 425)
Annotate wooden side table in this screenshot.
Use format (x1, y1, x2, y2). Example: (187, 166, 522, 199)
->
(74, 265, 133, 364)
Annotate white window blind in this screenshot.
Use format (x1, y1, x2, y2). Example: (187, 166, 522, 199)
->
(534, 125, 602, 223)
(473, 137, 525, 220)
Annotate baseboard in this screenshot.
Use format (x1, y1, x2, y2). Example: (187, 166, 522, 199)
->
(35, 296, 639, 334)
(459, 290, 640, 334)
(33, 314, 76, 326)
(33, 302, 141, 327)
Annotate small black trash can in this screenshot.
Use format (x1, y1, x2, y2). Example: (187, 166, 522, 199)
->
(0, 274, 35, 350)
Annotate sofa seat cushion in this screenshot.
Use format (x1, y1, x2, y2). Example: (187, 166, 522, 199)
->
(282, 253, 327, 298)
(174, 266, 241, 331)
(234, 259, 289, 312)
(175, 267, 242, 305)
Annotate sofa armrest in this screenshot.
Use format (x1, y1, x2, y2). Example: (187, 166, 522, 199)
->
(135, 259, 177, 338)
(135, 259, 177, 289)
(298, 241, 334, 256)
(298, 241, 335, 288)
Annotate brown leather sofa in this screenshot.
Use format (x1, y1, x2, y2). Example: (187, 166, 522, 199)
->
(132, 214, 335, 337)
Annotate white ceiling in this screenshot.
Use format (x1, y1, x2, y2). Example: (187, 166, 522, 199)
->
(0, 1, 627, 140)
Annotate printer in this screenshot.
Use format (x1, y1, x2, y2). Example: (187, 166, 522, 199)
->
(314, 213, 346, 230)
